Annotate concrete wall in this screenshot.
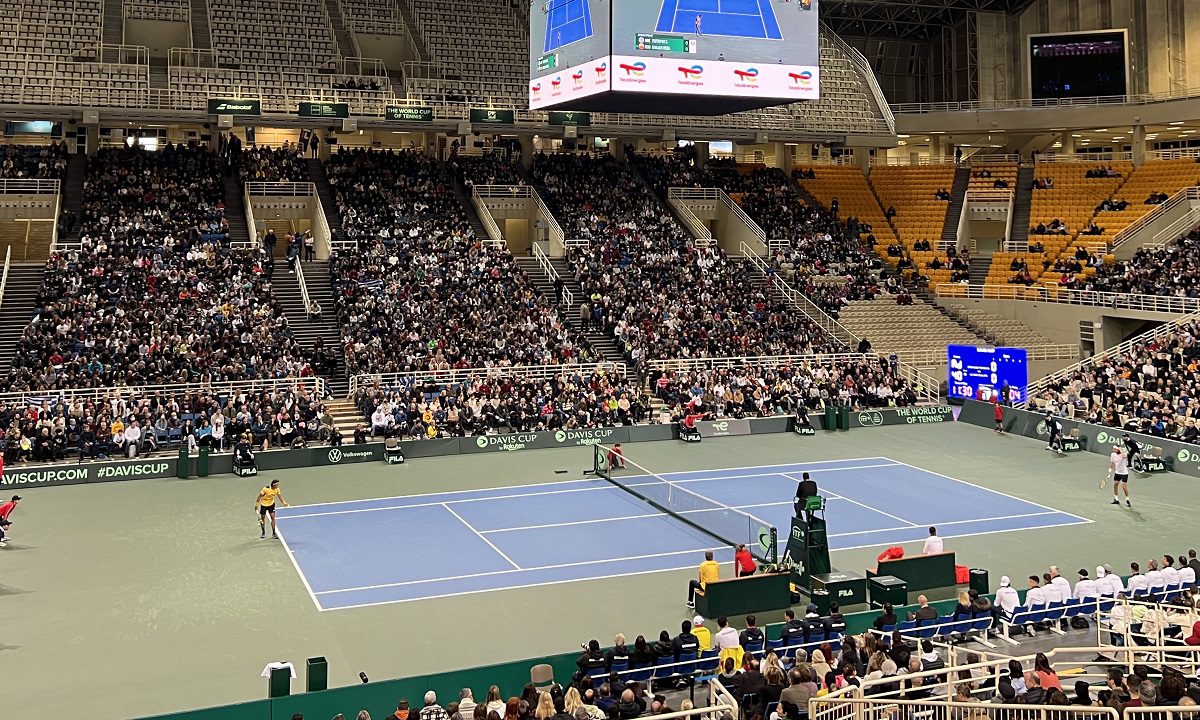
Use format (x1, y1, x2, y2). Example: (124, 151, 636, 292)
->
(503, 217, 530, 254)
(124, 20, 190, 59)
(353, 33, 417, 70)
(940, 296, 1179, 350)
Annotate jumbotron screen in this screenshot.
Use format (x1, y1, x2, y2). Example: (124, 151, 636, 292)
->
(529, 0, 820, 111)
(947, 345, 1029, 404)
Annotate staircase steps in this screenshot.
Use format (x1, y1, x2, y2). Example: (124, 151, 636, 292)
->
(101, 0, 124, 46)
(940, 166, 971, 248)
(452, 178, 493, 242)
(323, 0, 358, 58)
(513, 256, 624, 363)
(968, 255, 992, 285)
(1008, 165, 1036, 248)
(189, 0, 212, 50)
(223, 174, 251, 247)
(272, 260, 347, 397)
(58, 153, 86, 244)
(0, 265, 46, 376)
(305, 159, 344, 241)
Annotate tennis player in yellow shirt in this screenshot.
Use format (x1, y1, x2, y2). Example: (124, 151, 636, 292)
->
(255, 479, 290, 539)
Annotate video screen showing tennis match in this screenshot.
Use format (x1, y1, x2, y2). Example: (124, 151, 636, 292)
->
(611, 0, 820, 99)
(528, 0, 613, 109)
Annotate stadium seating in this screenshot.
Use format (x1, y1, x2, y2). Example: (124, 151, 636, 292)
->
(0, 142, 68, 180)
(1073, 226, 1200, 296)
(0, 0, 102, 54)
(410, 0, 527, 104)
(794, 164, 892, 246)
(3, 145, 314, 393)
(868, 165, 958, 285)
(966, 163, 1017, 192)
(326, 148, 594, 377)
(238, 145, 312, 183)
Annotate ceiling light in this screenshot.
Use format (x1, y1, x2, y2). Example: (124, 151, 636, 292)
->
(1072, 134, 1082, 138)
(897, 134, 910, 139)
(1169, 121, 1185, 126)
(1095, 128, 1109, 132)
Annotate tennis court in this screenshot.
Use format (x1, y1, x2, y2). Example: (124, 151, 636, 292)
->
(543, 0, 594, 54)
(655, 0, 784, 40)
(275, 455, 1089, 611)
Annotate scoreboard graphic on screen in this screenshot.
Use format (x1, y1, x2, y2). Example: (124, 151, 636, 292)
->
(947, 345, 1029, 404)
(529, 0, 820, 112)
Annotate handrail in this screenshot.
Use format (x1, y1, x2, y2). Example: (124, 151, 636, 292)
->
(0, 245, 11, 317)
(240, 182, 258, 251)
(531, 242, 572, 308)
(0, 376, 327, 408)
(812, 695, 1122, 720)
(350, 362, 629, 399)
(532, 189, 566, 256)
(472, 185, 532, 199)
(935, 282, 1200, 314)
(1150, 209, 1200, 249)
(664, 189, 714, 244)
(720, 190, 767, 249)
(741, 242, 858, 348)
(294, 254, 314, 319)
(245, 181, 315, 197)
(1110, 186, 1200, 250)
(1037, 151, 1135, 163)
(965, 189, 1015, 203)
(821, 24, 895, 134)
(1023, 309, 1200, 406)
(469, 185, 505, 245)
(891, 85, 1200, 113)
(0, 179, 61, 195)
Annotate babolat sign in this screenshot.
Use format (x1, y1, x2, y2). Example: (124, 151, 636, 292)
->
(207, 98, 261, 115)
(851, 406, 954, 428)
(960, 399, 1200, 476)
(2, 459, 176, 488)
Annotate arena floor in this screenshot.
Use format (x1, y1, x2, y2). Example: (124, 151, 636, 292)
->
(3, 420, 1196, 720)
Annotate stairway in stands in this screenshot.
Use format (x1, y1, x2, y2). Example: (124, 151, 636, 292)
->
(305, 159, 344, 241)
(0, 265, 45, 376)
(322, 0, 358, 59)
(58, 153, 86, 242)
(452, 178, 493, 242)
(189, 0, 212, 50)
(271, 260, 347, 397)
(1008, 164, 1036, 249)
(939, 166, 971, 248)
(101, 0, 123, 46)
(968, 254, 992, 285)
(512, 255, 624, 363)
(223, 174, 251, 246)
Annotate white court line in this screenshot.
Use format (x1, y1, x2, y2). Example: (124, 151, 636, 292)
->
(832, 519, 1092, 555)
(320, 560, 718, 612)
(880, 457, 1095, 524)
(315, 545, 726, 595)
(281, 485, 618, 519)
(784, 472, 918, 527)
(282, 455, 891, 511)
(827, 511, 1060, 539)
(275, 528, 323, 612)
(441, 503, 522, 570)
(481, 512, 666, 534)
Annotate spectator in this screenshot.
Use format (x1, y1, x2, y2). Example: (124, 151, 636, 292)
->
(739, 615, 765, 648)
(922, 526, 943, 554)
(421, 692, 449, 720)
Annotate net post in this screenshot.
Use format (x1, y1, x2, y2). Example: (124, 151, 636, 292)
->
(769, 527, 778, 564)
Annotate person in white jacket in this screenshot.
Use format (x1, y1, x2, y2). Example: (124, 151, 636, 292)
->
(1074, 569, 1099, 601)
(1101, 564, 1125, 596)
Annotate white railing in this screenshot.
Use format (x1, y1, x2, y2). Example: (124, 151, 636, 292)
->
(664, 189, 714, 245)
(472, 185, 532, 199)
(469, 185, 505, 245)
(294, 257, 314, 318)
(0, 376, 328, 409)
(871, 155, 958, 166)
(1110, 186, 1200, 250)
(966, 189, 1015, 204)
(896, 344, 1079, 366)
(240, 183, 258, 251)
(124, 1, 188, 21)
(812, 694, 1120, 720)
(742, 243, 862, 351)
(891, 85, 1200, 113)
(936, 283, 1200, 314)
(531, 242, 572, 308)
(0, 245, 11, 317)
(348, 362, 628, 399)
(722, 191, 767, 251)
(1023, 309, 1200, 405)
(1150, 208, 1200, 250)
(0, 179, 61, 195)
(1149, 148, 1200, 161)
(1037, 151, 1135, 164)
(533, 189, 566, 255)
(822, 25, 895, 134)
(972, 153, 1022, 164)
(246, 182, 315, 197)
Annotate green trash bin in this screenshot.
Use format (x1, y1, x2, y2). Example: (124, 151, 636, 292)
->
(197, 446, 210, 478)
(176, 446, 189, 479)
(837, 405, 851, 431)
(969, 568, 990, 595)
(268, 665, 291, 698)
(306, 656, 328, 692)
(823, 406, 837, 431)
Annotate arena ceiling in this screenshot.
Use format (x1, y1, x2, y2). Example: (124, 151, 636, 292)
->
(821, 0, 1038, 40)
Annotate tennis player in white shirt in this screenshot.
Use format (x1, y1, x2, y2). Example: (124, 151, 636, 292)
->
(1126, 561, 1149, 595)
(1161, 556, 1181, 588)
(923, 526, 943, 554)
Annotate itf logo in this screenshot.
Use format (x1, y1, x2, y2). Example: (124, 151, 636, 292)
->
(571, 70, 584, 85)
(619, 61, 646, 76)
(594, 61, 607, 78)
(678, 64, 704, 79)
(733, 67, 759, 82)
(788, 70, 814, 85)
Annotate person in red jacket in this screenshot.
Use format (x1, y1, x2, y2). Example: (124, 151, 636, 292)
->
(993, 398, 1005, 434)
(606, 443, 626, 470)
(734, 544, 757, 577)
(0, 494, 21, 546)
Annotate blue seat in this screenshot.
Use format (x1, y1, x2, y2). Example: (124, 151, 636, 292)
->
(626, 665, 652, 683)
(1097, 597, 1117, 613)
(898, 620, 918, 634)
(767, 638, 785, 653)
(609, 659, 629, 676)
(651, 655, 675, 681)
(969, 616, 992, 637)
(1163, 582, 1182, 602)
(675, 651, 697, 676)
(743, 641, 765, 657)
(695, 650, 719, 672)
(826, 632, 843, 654)
(1062, 598, 1084, 619)
(585, 666, 607, 680)
(1043, 600, 1066, 625)
(879, 624, 897, 635)
(765, 702, 779, 720)
(934, 615, 956, 641)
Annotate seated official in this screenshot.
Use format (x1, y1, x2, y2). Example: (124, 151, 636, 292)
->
(794, 472, 819, 515)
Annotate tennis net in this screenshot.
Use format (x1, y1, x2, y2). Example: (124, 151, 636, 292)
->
(593, 444, 778, 563)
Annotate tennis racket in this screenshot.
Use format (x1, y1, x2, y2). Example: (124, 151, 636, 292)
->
(1100, 471, 1112, 489)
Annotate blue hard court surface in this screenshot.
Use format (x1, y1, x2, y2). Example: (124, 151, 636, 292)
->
(543, 0, 594, 54)
(656, 0, 783, 40)
(275, 457, 1089, 611)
